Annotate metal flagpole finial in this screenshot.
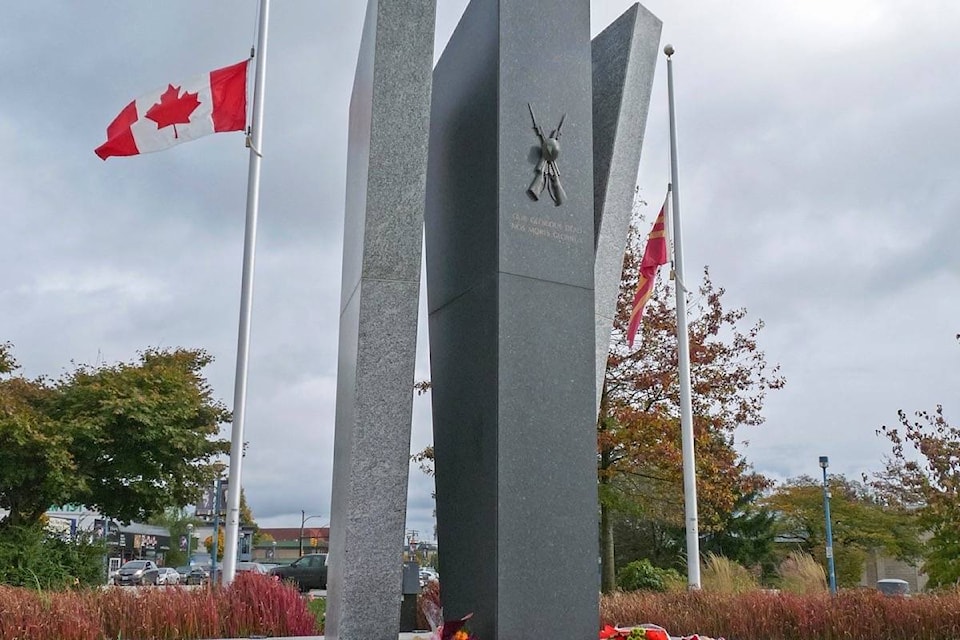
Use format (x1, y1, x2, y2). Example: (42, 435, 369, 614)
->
(664, 44, 675, 57)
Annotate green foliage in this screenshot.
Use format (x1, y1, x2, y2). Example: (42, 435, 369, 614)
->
(764, 475, 921, 587)
(146, 508, 199, 566)
(700, 492, 778, 581)
(616, 559, 681, 593)
(0, 344, 230, 528)
(0, 524, 104, 590)
(306, 596, 326, 633)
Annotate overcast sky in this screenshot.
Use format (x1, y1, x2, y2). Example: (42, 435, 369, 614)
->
(3, 1, 958, 541)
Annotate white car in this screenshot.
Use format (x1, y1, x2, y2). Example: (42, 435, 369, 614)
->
(419, 568, 439, 587)
(144, 566, 181, 585)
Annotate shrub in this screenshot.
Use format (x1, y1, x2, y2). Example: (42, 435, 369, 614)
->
(701, 553, 758, 594)
(617, 559, 682, 593)
(0, 573, 316, 640)
(0, 523, 104, 589)
(600, 589, 960, 640)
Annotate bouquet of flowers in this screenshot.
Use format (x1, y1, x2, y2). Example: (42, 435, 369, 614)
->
(419, 600, 477, 640)
(600, 624, 670, 640)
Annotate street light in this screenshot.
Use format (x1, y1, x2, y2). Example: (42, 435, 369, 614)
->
(299, 510, 325, 557)
(186, 523, 194, 565)
(819, 456, 838, 595)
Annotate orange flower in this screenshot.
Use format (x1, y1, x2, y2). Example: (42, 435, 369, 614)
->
(452, 631, 469, 640)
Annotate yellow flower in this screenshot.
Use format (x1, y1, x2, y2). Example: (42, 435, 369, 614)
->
(453, 631, 469, 640)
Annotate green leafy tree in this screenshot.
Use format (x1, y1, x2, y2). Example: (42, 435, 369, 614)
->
(598, 216, 784, 591)
(0, 350, 83, 526)
(764, 475, 921, 587)
(0, 344, 230, 528)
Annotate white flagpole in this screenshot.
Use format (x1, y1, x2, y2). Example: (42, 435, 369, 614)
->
(665, 43, 701, 589)
(222, 0, 270, 586)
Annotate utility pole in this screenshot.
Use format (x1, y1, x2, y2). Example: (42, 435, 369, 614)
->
(820, 456, 838, 595)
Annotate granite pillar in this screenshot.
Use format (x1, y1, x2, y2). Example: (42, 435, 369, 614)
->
(326, 1, 436, 639)
(424, 2, 597, 638)
(592, 4, 662, 411)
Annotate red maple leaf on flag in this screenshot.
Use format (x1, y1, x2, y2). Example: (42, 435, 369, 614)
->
(145, 84, 201, 138)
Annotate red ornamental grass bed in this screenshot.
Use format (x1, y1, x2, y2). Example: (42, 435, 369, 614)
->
(0, 573, 317, 640)
(600, 589, 960, 640)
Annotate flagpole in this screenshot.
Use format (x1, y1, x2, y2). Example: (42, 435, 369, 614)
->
(665, 43, 701, 589)
(222, 0, 270, 586)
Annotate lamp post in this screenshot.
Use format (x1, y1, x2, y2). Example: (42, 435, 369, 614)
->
(820, 456, 838, 595)
(186, 523, 194, 565)
(299, 511, 325, 557)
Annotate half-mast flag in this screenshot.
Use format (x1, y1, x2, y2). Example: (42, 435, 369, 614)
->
(95, 60, 248, 160)
(626, 189, 670, 347)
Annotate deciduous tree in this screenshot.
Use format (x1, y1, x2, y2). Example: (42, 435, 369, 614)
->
(0, 345, 230, 528)
(764, 475, 921, 587)
(871, 339, 960, 587)
(598, 219, 784, 591)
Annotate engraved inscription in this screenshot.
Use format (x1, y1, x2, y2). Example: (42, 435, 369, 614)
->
(510, 212, 587, 245)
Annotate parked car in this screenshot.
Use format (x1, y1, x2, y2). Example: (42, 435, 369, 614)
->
(144, 566, 181, 585)
(877, 578, 910, 597)
(186, 565, 211, 585)
(175, 565, 192, 581)
(235, 561, 269, 575)
(115, 560, 158, 586)
(419, 568, 439, 587)
(269, 553, 328, 591)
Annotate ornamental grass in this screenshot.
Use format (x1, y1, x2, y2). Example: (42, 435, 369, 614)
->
(600, 589, 960, 640)
(0, 573, 317, 640)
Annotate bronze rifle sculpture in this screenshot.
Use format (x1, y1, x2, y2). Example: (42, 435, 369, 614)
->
(527, 103, 566, 206)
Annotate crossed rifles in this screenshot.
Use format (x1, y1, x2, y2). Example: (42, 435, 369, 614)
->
(527, 103, 566, 206)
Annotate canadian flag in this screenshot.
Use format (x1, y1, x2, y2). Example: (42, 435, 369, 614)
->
(95, 60, 248, 160)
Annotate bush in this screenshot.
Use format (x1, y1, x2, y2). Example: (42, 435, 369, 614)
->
(600, 589, 960, 640)
(0, 573, 316, 640)
(0, 523, 104, 589)
(617, 559, 682, 593)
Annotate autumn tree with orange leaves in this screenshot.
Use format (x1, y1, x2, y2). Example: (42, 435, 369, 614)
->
(598, 221, 785, 592)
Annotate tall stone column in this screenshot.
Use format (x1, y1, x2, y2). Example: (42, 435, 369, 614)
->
(326, 1, 436, 639)
(592, 4, 662, 410)
(424, 2, 597, 638)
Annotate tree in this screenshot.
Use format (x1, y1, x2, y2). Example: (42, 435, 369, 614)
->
(0, 350, 84, 527)
(205, 528, 225, 561)
(871, 339, 960, 587)
(0, 344, 231, 528)
(764, 475, 921, 587)
(598, 221, 784, 591)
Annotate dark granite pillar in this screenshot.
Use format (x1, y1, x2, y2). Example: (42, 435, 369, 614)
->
(424, 2, 597, 638)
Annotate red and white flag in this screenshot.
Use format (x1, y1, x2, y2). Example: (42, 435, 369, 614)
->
(626, 189, 670, 347)
(95, 60, 248, 160)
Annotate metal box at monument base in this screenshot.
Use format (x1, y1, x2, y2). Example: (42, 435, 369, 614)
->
(425, 1, 599, 638)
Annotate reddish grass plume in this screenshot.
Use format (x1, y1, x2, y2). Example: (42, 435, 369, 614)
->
(0, 573, 317, 640)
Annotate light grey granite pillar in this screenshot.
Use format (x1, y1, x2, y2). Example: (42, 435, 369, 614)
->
(425, 2, 597, 638)
(592, 3, 662, 412)
(326, 1, 436, 639)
